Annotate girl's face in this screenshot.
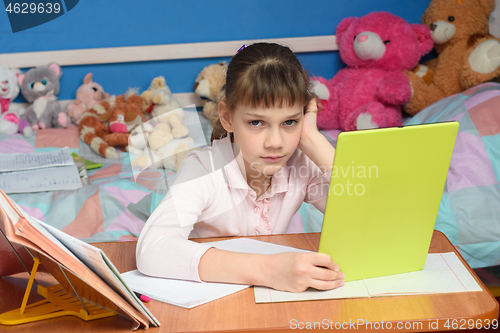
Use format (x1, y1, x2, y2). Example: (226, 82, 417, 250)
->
(220, 101, 304, 181)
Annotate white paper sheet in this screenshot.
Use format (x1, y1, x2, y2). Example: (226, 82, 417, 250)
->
(0, 165, 82, 193)
(364, 252, 483, 296)
(0, 147, 82, 193)
(254, 281, 370, 303)
(120, 238, 309, 309)
(121, 270, 249, 309)
(0, 147, 74, 172)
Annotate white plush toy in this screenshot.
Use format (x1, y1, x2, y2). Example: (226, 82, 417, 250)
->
(0, 65, 28, 136)
(141, 76, 189, 138)
(128, 117, 196, 172)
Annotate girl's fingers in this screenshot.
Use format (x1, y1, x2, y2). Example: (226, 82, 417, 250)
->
(310, 265, 344, 282)
(310, 253, 339, 272)
(305, 99, 319, 113)
(308, 277, 345, 291)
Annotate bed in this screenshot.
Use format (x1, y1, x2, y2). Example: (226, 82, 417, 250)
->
(1, 37, 499, 277)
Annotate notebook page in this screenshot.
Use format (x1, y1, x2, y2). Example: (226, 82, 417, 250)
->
(0, 165, 82, 193)
(254, 281, 370, 303)
(253, 253, 482, 303)
(121, 238, 309, 308)
(122, 270, 249, 309)
(364, 253, 482, 296)
(0, 147, 74, 172)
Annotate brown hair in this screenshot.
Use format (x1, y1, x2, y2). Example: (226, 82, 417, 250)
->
(210, 43, 313, 143)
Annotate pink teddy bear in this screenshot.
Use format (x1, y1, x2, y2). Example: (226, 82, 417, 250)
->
(66, 73, 109, 124)
(312, 12, 433, 131)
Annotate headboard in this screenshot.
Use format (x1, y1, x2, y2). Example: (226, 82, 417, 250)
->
(0, 35, 338, 107)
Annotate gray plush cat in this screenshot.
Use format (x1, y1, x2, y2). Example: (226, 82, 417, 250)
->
(18, 63, 69, 134)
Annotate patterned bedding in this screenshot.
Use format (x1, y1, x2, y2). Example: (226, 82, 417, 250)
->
(405, 83, 500, 269)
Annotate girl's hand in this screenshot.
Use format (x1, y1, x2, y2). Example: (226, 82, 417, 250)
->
(262, 251, 345, 293)
(298, 98, 320, 148)
(297, 98, 334, 173)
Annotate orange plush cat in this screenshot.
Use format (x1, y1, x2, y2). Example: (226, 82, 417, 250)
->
(79, 90, 146, 159)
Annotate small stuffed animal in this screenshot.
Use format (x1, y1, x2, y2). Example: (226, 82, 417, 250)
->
(141, 76, 189, 138)
(129, 121, 197, 172)
(18, 63, 70, 133)
(194, 62, 227, 126)
(311, 12, 433, 131)
(66, 73, 109, 125)
(404, 0, 500, 115)
(0, 65, 28, 136)
(79, 90, 146, 159)
(141, 76, 181, 118)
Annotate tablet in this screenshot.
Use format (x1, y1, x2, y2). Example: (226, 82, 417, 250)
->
(318, 122, 459, 281)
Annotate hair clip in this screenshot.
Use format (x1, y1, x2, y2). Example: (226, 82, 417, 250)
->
(236, 45, 248, 54)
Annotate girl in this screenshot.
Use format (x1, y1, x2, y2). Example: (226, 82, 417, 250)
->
(137, 43, 344, 293)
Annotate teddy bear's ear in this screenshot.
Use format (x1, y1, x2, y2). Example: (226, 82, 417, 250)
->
(478, 0, 495, 17)
(10, 68, 22, 78)
(411, 23, 434, 56)
(18, 74, 25, 86)
(336, 17, 357, 42)
(153, 76, 166, 89)
(100, 109, 114, 121)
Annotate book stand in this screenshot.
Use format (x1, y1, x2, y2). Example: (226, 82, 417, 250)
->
(0, 230, 117, 325)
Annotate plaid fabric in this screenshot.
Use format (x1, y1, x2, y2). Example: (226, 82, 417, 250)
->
(404, 82, 500, 269)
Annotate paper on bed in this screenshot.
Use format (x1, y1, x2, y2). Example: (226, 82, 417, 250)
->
(0, 147, 82, 193)
(0, 165, 82, 193)
(255, 252, 482, 304)
(0, 147, 74, 172)
(120, 238, 308, 308)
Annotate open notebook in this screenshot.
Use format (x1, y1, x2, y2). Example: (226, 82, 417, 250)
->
(254, 251, 483, 303)
(121, 238, 481, 307)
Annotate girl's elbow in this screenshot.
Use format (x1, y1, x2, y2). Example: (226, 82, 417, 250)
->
(135, 240, 152, 275)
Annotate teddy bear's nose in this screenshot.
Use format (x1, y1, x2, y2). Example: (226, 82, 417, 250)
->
(193, 82, 199, 91)
(430, 23, 437, 31)
(357, 34, 369, 43)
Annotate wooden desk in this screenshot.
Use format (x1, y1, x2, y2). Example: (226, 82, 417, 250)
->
(0, 231, 498, 332)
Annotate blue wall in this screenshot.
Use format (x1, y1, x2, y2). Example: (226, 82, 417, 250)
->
(0, 0, 432, 102)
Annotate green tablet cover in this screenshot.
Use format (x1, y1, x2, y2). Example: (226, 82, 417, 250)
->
(318, 122, 459, 282)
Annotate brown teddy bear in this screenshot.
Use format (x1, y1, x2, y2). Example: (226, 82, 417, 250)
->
(193, 62, 227, 126)
(404, 0, 500, 115)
